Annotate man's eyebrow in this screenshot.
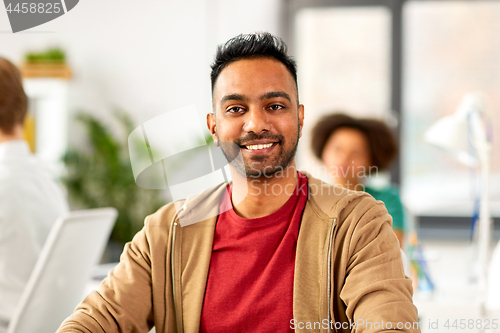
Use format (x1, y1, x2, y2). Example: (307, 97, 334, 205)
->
(260, 91, 292, 103)
(220, 94, 248, 105)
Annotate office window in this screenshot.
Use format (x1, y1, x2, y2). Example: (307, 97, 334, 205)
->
(294, 7, 392, 179)
(402, 1, 500, 216)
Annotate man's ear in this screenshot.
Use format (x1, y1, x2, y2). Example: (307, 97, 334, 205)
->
(298, 104, 304, 138)
(207, 113, 219, 146)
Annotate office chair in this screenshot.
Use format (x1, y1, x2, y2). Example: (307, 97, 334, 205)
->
(6, 208, 117, 333)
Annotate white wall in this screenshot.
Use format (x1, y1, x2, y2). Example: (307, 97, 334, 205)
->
(0, 0, 283, 147)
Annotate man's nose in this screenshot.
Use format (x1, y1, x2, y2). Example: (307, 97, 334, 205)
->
(242, 108, 270, 134)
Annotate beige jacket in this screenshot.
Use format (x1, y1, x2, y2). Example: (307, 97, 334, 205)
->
(58, 172, 419, 332)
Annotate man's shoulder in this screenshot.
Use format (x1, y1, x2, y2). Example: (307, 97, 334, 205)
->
(365, 184, 401, 201)
(144, 201, 180, 228)
(144, 180, 228, 229)
(302, 171, 374, 215)
(0, 164, 33, 201)
(301, 172, 391, 239)
(0, 155, 54, 185)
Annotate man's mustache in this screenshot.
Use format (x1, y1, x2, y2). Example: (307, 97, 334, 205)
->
(232, 133, 284, 146)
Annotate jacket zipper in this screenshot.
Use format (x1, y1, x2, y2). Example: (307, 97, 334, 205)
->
(327, 218, 337, 333)
(171, 221, 181, 332)
(171, 211, 336, 332)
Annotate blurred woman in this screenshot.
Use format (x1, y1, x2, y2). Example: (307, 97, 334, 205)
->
(311, 113, 405, 245)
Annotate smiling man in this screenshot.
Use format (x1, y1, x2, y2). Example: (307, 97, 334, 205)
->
(58, 33, 419, 333)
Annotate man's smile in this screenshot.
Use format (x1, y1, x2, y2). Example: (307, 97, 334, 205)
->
(239, 141, 279, 154)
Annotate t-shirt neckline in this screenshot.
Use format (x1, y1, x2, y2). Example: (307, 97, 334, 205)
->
(221, 171, 308, 227)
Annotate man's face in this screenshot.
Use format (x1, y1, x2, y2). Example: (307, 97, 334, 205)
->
(208, 57, 304, 179)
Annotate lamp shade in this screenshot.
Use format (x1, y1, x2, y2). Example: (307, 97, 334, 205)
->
(424, 94, 483, 167)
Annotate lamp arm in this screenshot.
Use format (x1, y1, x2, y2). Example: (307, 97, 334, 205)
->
(470, 109, 492, 317)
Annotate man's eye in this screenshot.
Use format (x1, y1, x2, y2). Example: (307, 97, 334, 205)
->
(227, 106, 244, 113)
(269, 104, 284, 111)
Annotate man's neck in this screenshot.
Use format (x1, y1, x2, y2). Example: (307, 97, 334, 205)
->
(230, 164, 299, 219)
(0, 124, 24, 144)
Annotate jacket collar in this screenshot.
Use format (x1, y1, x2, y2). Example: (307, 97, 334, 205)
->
(301, 170, 347, 218)
(176, 169, 351, 226)
(301, 170, 370, 220)
(175, 180, 228, 227)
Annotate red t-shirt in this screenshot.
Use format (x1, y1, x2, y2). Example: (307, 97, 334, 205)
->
(200, 171, 309, 332)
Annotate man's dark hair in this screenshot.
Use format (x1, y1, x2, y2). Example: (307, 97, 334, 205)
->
(0, 57, 27, 134)
(210, 32, 298, 95)
(311, 113, 398, 170)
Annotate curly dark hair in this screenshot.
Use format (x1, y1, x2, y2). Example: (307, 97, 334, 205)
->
(311, 113, 398, 170)
(210, 32, 297, 98)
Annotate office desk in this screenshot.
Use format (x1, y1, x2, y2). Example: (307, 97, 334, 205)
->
(414, 240, 500, 333)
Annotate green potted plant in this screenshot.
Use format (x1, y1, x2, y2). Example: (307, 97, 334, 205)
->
(21, 47, 72, 79)
(62, 110, 165, 260)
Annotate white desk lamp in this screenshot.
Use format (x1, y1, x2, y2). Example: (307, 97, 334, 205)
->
(424, 93, 492, 316)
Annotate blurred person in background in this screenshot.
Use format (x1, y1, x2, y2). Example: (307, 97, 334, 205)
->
(0, 57, 68, 332)
(311, 113, 405, 246)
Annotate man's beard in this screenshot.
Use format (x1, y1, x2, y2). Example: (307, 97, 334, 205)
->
(216, 124, 300, 179)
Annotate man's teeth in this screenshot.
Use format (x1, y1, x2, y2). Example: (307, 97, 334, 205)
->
(245, 143, 273, 150)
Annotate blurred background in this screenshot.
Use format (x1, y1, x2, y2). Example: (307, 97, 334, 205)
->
(1, 0, 500, 330)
